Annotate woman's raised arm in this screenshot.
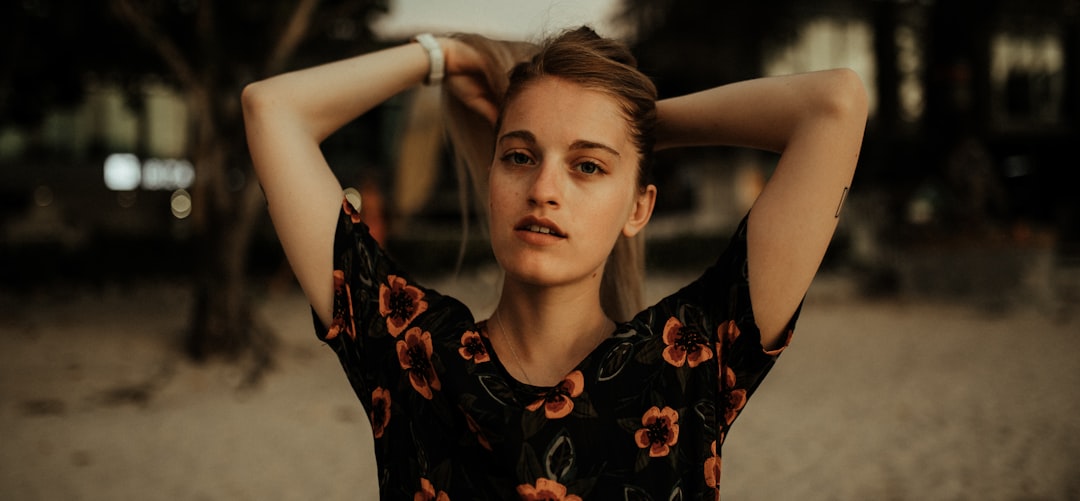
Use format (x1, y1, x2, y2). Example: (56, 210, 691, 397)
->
(242, 39, 466, 327)
(656, 69, 868, 348)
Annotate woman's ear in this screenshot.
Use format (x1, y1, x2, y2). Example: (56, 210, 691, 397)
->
(622, 184, 657, 238)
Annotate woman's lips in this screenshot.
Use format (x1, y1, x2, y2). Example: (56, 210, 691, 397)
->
(523, 224, 558, 235)
(514, 216, 566, 242)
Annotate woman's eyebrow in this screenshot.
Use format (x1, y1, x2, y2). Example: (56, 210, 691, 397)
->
(498, 130, 621, 157)
(497, 130, 536, 145)
(570, 140, 620, 157)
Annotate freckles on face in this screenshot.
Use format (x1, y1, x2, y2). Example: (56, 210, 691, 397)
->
(491, 77, 641, 205)
(486, 77, 644, 286)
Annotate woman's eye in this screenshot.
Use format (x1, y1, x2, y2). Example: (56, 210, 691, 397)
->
(506, 152, 532, 165)
(576, 161, 602, 175)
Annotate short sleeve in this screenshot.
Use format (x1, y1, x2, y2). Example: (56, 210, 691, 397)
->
(310, 196, 467, 419)
(311, 197, 406, 402)
(639, 212, 798, 434)
(312, 195, 482, 497)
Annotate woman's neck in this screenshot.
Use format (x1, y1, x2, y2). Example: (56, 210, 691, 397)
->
(491, 277, 614, 386)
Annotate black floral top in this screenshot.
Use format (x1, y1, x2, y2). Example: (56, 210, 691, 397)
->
(314, 197, 796, 500)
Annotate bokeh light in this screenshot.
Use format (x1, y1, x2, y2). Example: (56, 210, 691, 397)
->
(170, 189, 192, 219)
(103, 153, 141, 191)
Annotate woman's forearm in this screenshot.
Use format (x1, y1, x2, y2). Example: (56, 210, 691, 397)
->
(242, 42, 431, 144)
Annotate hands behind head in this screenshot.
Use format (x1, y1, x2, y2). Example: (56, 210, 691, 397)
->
(440, 37, 501, 126)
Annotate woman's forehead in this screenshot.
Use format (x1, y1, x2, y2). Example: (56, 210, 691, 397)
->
(499, 77, 632, 149)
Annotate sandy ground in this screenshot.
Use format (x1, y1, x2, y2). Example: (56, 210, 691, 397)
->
(1, 270, 1078, 501)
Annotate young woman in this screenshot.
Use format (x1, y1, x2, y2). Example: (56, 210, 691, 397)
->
(243, 26, 866, 500)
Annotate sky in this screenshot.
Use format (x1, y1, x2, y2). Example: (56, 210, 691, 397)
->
(371, 0, 627, 41)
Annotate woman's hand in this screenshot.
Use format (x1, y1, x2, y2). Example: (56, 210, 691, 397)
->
(441, 37, 501, 125)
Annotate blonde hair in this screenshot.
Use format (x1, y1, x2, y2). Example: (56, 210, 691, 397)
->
(398, 27, 657, 321)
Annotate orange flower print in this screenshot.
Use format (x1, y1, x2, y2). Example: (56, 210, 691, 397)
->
(379, 275, 429, 337)
(396, 327, 442, 399)
(370, 387, 391, 439)
(326, 270, 356, 340)
(634, 405, 680, 458)
(463, 410, 492, 451)
(662, 317, 714, 368)
(718, 319, 740, 345)
(720, 366, 747, 425)
(765, 327, 794, 356)
(525, 370, 584, 420)
(516, 477, 581, 501)
(414, 477, 450, 501)
(458, 330, 490, 363)
(704, 439, 722, 489)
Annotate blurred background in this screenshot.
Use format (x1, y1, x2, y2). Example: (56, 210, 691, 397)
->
(1, 0, 1078, 499)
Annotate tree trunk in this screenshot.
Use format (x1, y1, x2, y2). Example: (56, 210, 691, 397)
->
(187, 206, 275, 383)
(104, 0, 365, 383)
(183, 87, 275, 384)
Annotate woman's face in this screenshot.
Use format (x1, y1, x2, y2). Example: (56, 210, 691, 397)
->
(488, 76, 656, 290)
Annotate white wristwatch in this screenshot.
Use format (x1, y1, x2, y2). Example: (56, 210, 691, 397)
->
(413, 33, 444, 86)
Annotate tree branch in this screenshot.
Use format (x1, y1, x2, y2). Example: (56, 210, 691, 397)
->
(109, 0, 200, 90)
(265, 0, 321, 75)
(196, 0, 218, 60)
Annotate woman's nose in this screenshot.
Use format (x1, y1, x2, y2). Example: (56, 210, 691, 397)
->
(527, 161, 562, 207)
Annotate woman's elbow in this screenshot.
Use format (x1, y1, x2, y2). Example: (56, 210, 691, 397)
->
(241, 80, 271, 122)
(821, 68, 868, 124)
